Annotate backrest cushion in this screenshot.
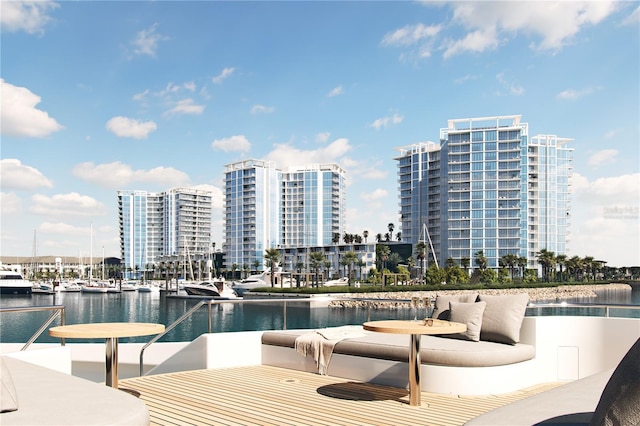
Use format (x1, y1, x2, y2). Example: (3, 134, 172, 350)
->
(447, 301, 486, 342)
(431, 293, 478, 320)
(589, 337, 640, 426)
(0, 357, 18, 413)
(477, 293, 529, 344)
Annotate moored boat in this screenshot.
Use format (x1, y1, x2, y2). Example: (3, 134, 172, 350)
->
(183, 279, 238, 298)
(0, 267, 33, 295)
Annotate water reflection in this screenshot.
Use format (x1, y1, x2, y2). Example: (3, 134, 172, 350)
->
(1, 286, 638, 344)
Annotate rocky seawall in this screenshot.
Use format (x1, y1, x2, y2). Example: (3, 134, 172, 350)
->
(329, 283, 633, 309)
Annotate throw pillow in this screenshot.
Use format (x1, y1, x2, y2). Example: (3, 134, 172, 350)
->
(590, 337, 640, 426)
(448, 301, 486, 342)
(431, 293, 479, 320)
(0, 357, 18, 413)
(477, 293, 529, 345)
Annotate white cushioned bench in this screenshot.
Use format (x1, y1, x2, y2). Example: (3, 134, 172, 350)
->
(0, 356, 150, 425)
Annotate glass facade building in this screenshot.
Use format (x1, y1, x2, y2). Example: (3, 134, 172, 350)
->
(118, 188, 213, 278)
(224, 160, 346, 269)
(395, 115, 573, 270)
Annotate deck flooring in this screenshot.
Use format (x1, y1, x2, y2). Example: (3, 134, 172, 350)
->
(120, 366, 561, 426)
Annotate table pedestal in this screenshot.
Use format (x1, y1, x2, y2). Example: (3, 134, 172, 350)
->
(409, 334, 421, 406)
(105, 337, 118, 388)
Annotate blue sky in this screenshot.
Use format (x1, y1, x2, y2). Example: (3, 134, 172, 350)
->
(1, 1, 639, 267)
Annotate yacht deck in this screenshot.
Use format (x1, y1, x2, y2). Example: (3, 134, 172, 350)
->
(119, 365, 562, 426)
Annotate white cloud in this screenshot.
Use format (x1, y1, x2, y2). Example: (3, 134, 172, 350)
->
(105, 116, 157, 139)
(72, 161, 190, 188)
(0, 192, 22, 215)
(212, 67, 235, 84)
(30, 193, 106, 217)
(370, 113, 404, 130)
(0, 0, 58, 34)
(211, 135, 251, 153)
(360, 188, 389, 202)
(556, 86, 600, 100)
(443, 27, 499, 59)
(39, 221, 92, 236)
(164, 98, 205, 116)
(572, 173, 640, 203)
(251, 104, 275, 114)
(0, 79, 64, 137)
(327, 85, 344, 97)
(388, 2, 620, 60)
(381, 23, 442, 47)
(131, 23, 167, 57)
(264, 138, 352, 169)
(587, 149, 618, 167)
(0, 159, 53, 190)
(316, 132, 330, 143)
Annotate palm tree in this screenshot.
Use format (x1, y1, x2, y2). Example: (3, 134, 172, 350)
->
(582, 256, 595, 281)
(387, 223, 395, 241)
(566, 256, 582, 281)
(343, 251, 358, 286)
(537, 249, 556, 282)
(460, 257, 470, 276)
(474, 251, 487, 271)
(309, 251, 325, 287)
(376, 244, 391, 272)
(500, 253, 518, 279)
(395, 232, 402, 242)
(375, 233, 383, 243)
(517, 256, 528, 278)
(332, 233, 340, 245)
(363, 230, 369, 243)
(415, 242, 427, 283)
(556, 254, 567, 282)
(264, 248, 281, 287)
(252, 259, 261, 273)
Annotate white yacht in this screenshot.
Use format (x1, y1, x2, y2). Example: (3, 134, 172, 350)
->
(0, 268, 33, 295)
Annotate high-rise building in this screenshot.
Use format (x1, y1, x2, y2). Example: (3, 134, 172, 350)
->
(224, 159, 346, 269)
(395, 115, 573, 270)
(118, 187, 213, 278)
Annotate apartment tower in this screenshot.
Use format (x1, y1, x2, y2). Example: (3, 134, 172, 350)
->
(118, 187, 213, 278)
(395, 115, 572, 270)
(224, 159, 346, 269)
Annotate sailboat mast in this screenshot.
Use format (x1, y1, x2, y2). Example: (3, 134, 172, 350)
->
(89, 223, 93, 283)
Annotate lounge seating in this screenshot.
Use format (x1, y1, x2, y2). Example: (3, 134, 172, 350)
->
(0, 356, 149, 425)
(262, 293, 537, 395)
(465, 337, 640, 425)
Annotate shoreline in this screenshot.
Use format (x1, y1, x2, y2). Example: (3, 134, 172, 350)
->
(329, 283, 633, 308)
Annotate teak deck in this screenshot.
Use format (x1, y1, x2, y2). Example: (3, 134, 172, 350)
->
(120, 365, 561, 426)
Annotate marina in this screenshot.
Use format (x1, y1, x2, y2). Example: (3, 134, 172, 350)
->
(1, 285, 639, 425)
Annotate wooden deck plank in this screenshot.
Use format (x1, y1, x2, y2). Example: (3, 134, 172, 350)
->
(120, 366, 562, 426)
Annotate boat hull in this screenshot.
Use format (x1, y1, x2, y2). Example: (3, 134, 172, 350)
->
(183, 286, 221, 297)
(0, 286, 32, 295)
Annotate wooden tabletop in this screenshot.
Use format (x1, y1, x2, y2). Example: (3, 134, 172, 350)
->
(49, 322, 165, 339)
(363, 319, 466, 335)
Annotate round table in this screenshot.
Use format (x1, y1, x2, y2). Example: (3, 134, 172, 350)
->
(50, 322, 165, 389)
(363, 319, 466, 406)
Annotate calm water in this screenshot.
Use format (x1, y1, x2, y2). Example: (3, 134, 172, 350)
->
(1, 286, 638, 344)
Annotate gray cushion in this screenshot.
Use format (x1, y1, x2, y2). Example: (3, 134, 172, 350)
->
(431, 293, 479, 320)
(0, 357, 18, 413)
(263, 329, 535, 367)
(478, 293, 529, 344)
(589, 337, 640, 426)
(448, 301, 486, 342)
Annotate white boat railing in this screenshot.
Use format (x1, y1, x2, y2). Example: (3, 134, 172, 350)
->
(0, 305, 66, 350)
(139, 297, 314, 375)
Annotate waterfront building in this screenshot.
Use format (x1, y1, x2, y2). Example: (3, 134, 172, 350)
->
(224, 159, 346, 270)
(395, 115, 573, 271)
(118, 188, 213, 279)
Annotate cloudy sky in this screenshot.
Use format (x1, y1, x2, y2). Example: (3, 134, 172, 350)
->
(1, 1, 638, 267)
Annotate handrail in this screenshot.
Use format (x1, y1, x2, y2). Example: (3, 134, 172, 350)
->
(0, 305, 65, 350)
(139, 297, 311, 376)
(526, 301, 640, 317)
